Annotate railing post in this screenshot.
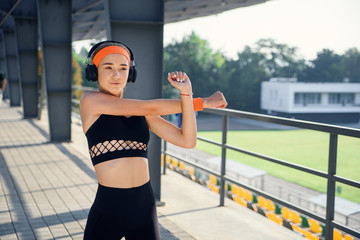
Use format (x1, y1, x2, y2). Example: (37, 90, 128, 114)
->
(325, 133, 338, 240)
(220, 115, 228, 206)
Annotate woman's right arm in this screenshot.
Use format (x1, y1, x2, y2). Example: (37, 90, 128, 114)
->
(80, 90, 227, 117)
(80, 92, 183, 117)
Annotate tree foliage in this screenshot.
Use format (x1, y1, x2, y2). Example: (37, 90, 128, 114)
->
(163, 32, 227, 98)
(163, 32, 360, 112)
(72, 53, 84, 100)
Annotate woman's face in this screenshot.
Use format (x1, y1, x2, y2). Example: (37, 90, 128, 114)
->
(97, 53, 129, 97)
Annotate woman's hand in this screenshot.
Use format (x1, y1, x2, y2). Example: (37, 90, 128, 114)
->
(203, 91, 228, 109)
(167, 71, 192, 95)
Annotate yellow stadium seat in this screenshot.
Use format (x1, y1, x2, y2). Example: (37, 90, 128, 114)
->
(208, 184, 219, 193)
(308, 219, 322, 234)
(294, 227, 317, 240)
(333, 229, 342, 240)
(209, 174, 217, 185)
(344, 234, 354, 240)
(281, 207, 292, 220)
(179, 161, 185, 171)
(266, 212, 283, 225)
(231, 184, 238, 195)
(265, 199, 275, 212)
(166, 155, 171, 164)
(237, 187, 245, 198)
(188, 166, 195, 176)
(292, 224, 302, 233)
(172, 158, 178, 167)
(290, 210, 302, 224)
(243, 189, 253, 202)
(305, 232, 319, 240)
(233, 195, 247, 207)
(161, 153, 164, 161)
(258, 196, 267, 208)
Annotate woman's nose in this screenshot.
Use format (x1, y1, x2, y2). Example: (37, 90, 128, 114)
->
(113, 70, 120, 78)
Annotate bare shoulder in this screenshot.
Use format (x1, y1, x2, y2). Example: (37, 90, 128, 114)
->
(80, 91, 102, 105)
(80, 92, 111, 111)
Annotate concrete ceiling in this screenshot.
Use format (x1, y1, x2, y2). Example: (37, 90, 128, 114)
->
(1, 0, 268, 41)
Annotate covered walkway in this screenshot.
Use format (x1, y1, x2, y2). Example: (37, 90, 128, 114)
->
(0, 102, 305, 239)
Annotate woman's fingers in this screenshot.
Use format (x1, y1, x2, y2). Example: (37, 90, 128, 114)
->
(168, 71, 188, 83)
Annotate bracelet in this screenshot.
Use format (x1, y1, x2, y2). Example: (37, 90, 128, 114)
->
(180, 93, 193, 96)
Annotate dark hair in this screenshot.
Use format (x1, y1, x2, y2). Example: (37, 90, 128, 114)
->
(85, 40, 137, 83)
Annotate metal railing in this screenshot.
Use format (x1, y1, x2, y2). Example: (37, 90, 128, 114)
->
(162, 108, 360, 240)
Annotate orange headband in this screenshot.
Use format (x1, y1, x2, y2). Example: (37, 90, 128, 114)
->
(92, 46, 131, 67)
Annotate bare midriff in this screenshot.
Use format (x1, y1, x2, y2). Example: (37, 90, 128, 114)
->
(94, 157, 150, 188)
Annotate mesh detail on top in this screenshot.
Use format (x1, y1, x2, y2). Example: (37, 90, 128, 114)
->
(89, 140, 147, 158)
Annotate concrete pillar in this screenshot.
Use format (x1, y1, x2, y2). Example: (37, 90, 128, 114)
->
(3, 17, 22, 106)
(37, 0, 72, 141)
(14, 0, 39, 118)
(105, 0, 164, 201)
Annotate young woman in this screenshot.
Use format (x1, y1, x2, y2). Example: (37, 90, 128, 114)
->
(80, 40, 227, 240)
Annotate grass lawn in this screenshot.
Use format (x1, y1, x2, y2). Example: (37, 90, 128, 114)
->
(196, 129, 360, 204)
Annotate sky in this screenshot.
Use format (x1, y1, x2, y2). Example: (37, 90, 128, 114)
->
(163, 0, 360, 60)
(73, 0, 360, 61)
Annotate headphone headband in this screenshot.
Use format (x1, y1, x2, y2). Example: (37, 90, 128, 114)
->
(87, 40, 135, 65)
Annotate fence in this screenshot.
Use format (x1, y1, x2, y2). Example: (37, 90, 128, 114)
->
(164, 141, 360, 232)
(162, 108, 360, 240)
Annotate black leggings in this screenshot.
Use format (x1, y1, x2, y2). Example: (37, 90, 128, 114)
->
(84, 181, 160, 240)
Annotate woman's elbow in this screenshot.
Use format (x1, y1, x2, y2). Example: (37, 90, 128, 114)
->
(183, 139, 197, 149)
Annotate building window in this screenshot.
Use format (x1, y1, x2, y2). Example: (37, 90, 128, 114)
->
(328, 93, 355, 105)
(294, 93, 321, 105)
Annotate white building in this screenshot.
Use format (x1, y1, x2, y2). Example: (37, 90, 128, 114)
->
(261, 78, 360, 123)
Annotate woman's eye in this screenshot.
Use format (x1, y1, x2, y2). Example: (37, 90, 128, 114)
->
(105, 66, 112, 69)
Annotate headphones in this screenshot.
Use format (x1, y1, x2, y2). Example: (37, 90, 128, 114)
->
(85, 40, 137, 83)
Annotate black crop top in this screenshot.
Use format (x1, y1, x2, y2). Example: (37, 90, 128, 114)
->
(85, 115, 150, 166)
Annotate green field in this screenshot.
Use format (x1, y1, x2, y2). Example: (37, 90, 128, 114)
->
(196, 129, 360, 203)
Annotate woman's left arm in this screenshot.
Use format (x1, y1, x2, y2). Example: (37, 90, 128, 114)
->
(146, 72, 197, 148)
(146, 115, 196, 148)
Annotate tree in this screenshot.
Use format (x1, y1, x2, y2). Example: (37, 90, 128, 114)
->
(300, 49, 345, 82)
(255, 38, 305, 78)
(342, 48, 360, 82)
(225, 46, 269, 112)
(163, 32, 228, 98)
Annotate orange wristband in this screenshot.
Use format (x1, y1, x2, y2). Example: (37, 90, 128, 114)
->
(193, 97, 203, 112)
